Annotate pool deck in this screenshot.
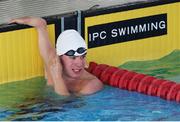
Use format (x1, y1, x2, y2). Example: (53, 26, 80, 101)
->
(0, 0, 150, 25)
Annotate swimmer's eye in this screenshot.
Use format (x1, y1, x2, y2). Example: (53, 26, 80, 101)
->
(69, 53, 86, 60)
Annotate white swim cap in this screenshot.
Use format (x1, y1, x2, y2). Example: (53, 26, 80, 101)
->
(56, 29, 87, 56)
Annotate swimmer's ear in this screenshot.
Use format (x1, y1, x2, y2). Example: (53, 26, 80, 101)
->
(85, 60, 89, 69)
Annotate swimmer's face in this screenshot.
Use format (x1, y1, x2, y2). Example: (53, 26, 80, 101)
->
(60, 53, 86, 80)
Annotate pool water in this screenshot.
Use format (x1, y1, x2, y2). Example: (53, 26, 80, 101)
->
(0, 77, 180, 121)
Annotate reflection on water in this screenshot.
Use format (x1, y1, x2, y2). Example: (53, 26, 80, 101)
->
(0, 77, 180, 121)
(0, 77, 85, 121)
(6, 87, 85, 121)
(8, 96, 85, 121)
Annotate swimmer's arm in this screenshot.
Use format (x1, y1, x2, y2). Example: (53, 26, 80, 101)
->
(33, 18, 70, 96)
(48, 56, 70, 96)
(52, 75, 70, 96)
(10, 17, 54, 65)
(10, 17, 70, 96)
(38, 23, 70, 95)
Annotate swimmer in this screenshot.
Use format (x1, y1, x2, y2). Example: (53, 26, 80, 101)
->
(10, 17, 103, 96)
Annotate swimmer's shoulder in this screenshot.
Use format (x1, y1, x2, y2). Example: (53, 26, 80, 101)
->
(79, 70, 104, 95)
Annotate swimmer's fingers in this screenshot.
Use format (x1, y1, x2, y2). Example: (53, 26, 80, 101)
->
(9, 16, 47, 28)
(9, 17, 30, 25)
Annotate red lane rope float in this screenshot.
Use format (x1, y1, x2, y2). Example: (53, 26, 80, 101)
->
(118, 71, 137, 89)
(176, 91, 180, 102)
(128, 73, 146, 91)
(137, 76, 156, 94)
(147, 79, 166, 96)
(167, 84, 180, 101)
(87, 62, 98, 73)
(157, 81, 176, 99)
(87, 62, 180, 103)
(109, 69, 127, 87)
(100, 66, 119, 84)
(91, 64, 109, 78)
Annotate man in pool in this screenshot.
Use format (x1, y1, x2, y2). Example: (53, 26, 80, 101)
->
(10, 17, 103, 96)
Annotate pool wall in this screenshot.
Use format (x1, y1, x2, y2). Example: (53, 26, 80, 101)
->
(0, 24, 55, 84)
(83, 1, 180, 67)
(0, 0, 179, 85)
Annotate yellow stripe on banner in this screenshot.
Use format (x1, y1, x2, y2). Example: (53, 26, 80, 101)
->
(85, 2, 180, 66)
(0, 24, 55, 84)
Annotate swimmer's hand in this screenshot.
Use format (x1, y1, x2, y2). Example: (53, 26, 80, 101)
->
(9, 16, 47, 28)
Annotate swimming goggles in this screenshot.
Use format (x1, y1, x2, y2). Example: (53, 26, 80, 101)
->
(64, 47, 87, 56)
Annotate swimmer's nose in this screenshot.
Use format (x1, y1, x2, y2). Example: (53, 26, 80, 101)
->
(74, 56, 85, 67)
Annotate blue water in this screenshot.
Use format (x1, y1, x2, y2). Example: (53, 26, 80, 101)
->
(0, 85, 180, 121)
